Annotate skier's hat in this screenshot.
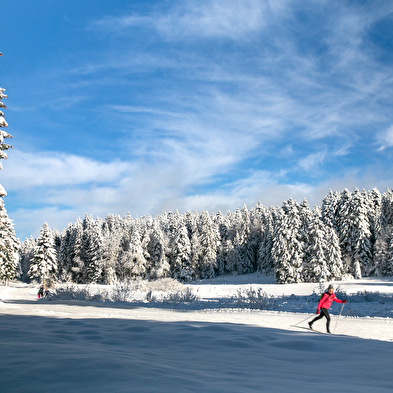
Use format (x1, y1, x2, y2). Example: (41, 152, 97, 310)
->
(328, 284, 334, 290)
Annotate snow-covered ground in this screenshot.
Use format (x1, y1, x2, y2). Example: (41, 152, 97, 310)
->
(1, 274, 393, 392)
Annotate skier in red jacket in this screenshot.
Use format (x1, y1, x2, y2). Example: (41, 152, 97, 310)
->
(308, 284, 346, 333)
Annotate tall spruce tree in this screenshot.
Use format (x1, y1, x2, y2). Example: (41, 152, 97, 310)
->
(302, 207, 330, 282)
(215, 210, 231, 275)
(85, 218, 104, 284)
(146, 222, 170, 280)
(272, 200, 304, 283)
(28, 223, 57, 287)
(123, 227, 148, 279)
(171, 225, 193, 281)
(100, 221, 120, 284)
(0, 55, 13, 197)
(198, 211, 219, 279)
(384, 226, 393, 276)
(19, 236, 36, 281)
(257, 207, 276, 275)
(0, 53, 19, 284)
(321, 189, 340, 231)
(0, 200, 19, 284)
(337, 189, 356, 276)
(374, 189, 393, 275)
(351, 189, 373, 276)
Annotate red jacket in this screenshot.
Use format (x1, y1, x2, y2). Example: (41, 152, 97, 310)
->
(317, 292, 344, 311)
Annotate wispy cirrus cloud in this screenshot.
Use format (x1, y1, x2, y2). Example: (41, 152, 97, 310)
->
(376, 125, 393, 151)
(1, 151, 131, 190)
(297, 151, 326, 174)
(91, 0, 272, 40)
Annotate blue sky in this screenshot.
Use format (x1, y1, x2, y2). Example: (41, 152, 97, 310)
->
(1, 0, 393, 239)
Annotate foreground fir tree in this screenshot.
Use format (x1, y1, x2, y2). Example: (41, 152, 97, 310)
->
(0, 92, 13, 196)
(321, 189, 340, 231)
(257, 207, 276, 275)
(302, 207, 330, 282)
(215, 211, 232, 274)
(100, 224, 120, 285)
(85, 218, 104, 284)
(197, 211, 219, 279)
(0, 62, 13, 196)
(19, 236, 36, 281)
(324, 223, 344, 280)
(374, 189, 393, 275)
(123, 227, 148, 279)
(146, 222, 170, 280)
(171, 225, 193, 281)
(384, 226, 393, 276)
(28, 223, 57, 287)
(0, 200, 19, 284)
(0, 53, 19, 284)
(273, 199, 304, 283)
(351, 189, 373, 276)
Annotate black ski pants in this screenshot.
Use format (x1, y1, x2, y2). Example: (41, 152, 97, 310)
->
(311, 308, 331, 332)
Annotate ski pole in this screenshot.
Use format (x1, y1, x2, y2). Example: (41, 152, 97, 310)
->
(333, 303, 345, 334)
(294, 314, 313, 327)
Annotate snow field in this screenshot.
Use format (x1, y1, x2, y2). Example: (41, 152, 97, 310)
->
(1, 274, 393, 392)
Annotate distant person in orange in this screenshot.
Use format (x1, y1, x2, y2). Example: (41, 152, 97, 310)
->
(309, 284, 346, 333)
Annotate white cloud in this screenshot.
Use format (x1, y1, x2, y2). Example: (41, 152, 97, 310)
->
(1, 150, 131, 190)
(377, 125, 393, 151)
(297, 151, 326, 172)
(92, 0, 270, 40)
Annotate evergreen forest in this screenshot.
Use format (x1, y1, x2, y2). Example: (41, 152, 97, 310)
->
(17, 187, 393, 285)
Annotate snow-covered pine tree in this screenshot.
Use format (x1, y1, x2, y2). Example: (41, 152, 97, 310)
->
(123, 227, 148, 279)
(337, 188, 355, 277)
(197, 211, 219, 279)
(384, 226, 393, 276)
(324, 221, 344, 280)
(350, 188, 373, 277)
(230, 206, 254, 275)
(298, 199, 313, 276)
(0, 57, 19, 284)
(68, 218, 84, 283)
(53, 229, 61, 254)
(100, 221, 120, 284)
(187, 212, 202, 277)
(257, 206, 275, 275)
(57, 225, 72, 282)
(271, 208, 287, 283)
(272, 199, 304, 284)
(19, 235, 36, 281)
(85, 218, 104, 284)
(301, 207, 330, 283)
(215, 210, 230, 275)
(28, 222, 57, 287)
(374, 189, 393, 275)
(321, 189, 340, 232)
(367, 188, 382, 249)
(248, 202, 264, 270)
(0, 55, 13, 197)
(146, 222, 170, 280)
(0, 199, 19, 284)
(171, 225, 193, 281)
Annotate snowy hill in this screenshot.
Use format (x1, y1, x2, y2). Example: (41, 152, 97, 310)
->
(1, 274, 393, 392)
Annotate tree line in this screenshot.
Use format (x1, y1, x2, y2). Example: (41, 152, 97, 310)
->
(18, 187, 393, 285)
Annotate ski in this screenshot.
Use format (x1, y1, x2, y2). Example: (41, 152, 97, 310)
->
(291, 325, 327, 334)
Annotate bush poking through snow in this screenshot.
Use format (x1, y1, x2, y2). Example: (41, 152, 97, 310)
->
(233, 287, 278, 310)
(111, 281, 136, 302)
(48, 284, 104, 301)
(165, 287, 198, 303)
